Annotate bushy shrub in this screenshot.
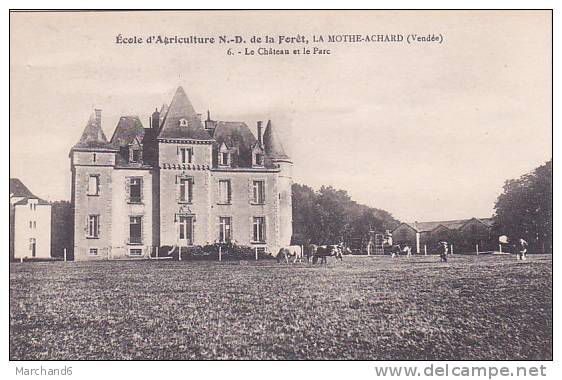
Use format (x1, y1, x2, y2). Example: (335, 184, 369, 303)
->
(156, 242, 273, 261)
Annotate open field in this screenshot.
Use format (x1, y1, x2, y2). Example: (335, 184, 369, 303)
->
(10, 254, 552, 360)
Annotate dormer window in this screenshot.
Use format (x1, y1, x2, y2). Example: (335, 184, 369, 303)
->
(130, 148, 141, 163)
(220, 152, 230, 166)
(252, 143, 265, 167)
(218, 142, 230, 167)
(179, 118, 188, 127)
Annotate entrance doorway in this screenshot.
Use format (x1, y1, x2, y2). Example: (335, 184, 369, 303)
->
(178, 216, 194, 245)
(29, 238, 36, 257)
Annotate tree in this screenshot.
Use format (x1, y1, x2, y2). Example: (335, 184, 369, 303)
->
(51, 201, 74, 259)
(493, 159, 552, 254)
(291, 183, 400, 248)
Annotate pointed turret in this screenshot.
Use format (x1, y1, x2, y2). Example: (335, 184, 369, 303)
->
(72, 110, 115, 151)
(158, 86, 211, 140)
(263, 120, 290, 161)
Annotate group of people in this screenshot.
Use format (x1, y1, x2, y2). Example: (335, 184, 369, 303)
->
(388, 238, 530, 262)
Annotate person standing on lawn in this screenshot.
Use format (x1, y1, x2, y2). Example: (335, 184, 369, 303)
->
(439, 241, 449, 262)
(516, 238, 529, 260)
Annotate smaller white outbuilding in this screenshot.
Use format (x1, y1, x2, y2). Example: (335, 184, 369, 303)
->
(10, 178, 52, 260)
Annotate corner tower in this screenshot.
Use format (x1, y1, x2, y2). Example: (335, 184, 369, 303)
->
(70, 110, 117, 260)
(263, 120, 293, 247)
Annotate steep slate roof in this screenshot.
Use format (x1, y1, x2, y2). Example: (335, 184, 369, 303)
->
(212, 121, 259, 167)
(110, 116, 145, 148)
(158, 87, 212, 140)
(10, 178, 49, 205)
(263, 120, 290, 160)
(72, 112, 115, 150)
(10, 178, 35, 198)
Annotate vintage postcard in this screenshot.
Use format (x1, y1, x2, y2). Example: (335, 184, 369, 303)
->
(8, 8, 552, 370)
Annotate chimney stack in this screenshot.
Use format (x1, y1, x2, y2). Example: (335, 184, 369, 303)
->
(94, 109, 102, 128)
(151, 107, 160, 129)
(257, 121, 263, 145)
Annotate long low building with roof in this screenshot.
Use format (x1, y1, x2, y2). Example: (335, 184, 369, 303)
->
(70, 86, 293, 260)
(391, 217, 495, 254)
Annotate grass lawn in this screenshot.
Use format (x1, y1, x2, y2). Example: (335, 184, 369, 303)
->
(9, 254, 552, 360)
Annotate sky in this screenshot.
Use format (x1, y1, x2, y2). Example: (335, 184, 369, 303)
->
(10, 10, 552, 222)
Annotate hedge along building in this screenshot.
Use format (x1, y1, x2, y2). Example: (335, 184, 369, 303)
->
(70, 86, 293, 261)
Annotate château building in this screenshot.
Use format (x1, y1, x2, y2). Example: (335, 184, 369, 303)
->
(70, 86, 293, 260)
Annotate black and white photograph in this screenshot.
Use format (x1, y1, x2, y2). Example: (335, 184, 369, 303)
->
(7, 7, 554, 373)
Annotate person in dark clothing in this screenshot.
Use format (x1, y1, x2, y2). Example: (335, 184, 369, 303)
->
(516, 238, 529, 260)
(439, 241, 449, 262)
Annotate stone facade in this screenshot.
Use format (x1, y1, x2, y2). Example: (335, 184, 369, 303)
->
(70, 87, 292, 260)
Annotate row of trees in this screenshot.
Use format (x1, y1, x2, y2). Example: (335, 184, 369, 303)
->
(493, 159, 552, 254)
(291, 184, 400, 247)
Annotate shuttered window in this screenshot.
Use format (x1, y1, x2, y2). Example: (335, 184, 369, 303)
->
(252, 180, 265, 204)
(253, 217, 266, 242)
(87, 215, 100, 238)
(219, 217, 232, 243)
(179, 178, 193, 203)
(218, 180, 231, 204)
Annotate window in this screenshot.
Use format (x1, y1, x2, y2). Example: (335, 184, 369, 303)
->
(93, 153, 97, 163)
(179, 177, 193, 203)
(29, 221, 32, 229)
(130, 149, 141, 163)
(129, 248, 143, 257)
(33, 221, 36, 229)
(29, 238, 36, 257)
(179, 118, 188, 127)
(178, 216, 194, 245)
(87, 215, 100, 238)
(129, 216, 142, 245)
(218, 180, 231, 204)
(179, 147, 193, 164)
(88, 248, 98, 256)
(252, 180, 265, 204)
(255, 153, 264, 166)
(129, 177, 142, 203)
(253, 217, 266, 242)
(220, 152, 229, 166)
(29, 203, 32, 210)
(88, 175, 100, 196)
(219, 217, 232, 243)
